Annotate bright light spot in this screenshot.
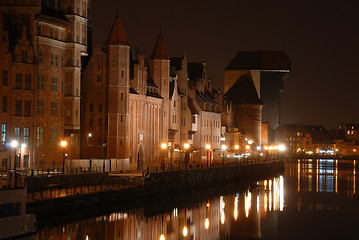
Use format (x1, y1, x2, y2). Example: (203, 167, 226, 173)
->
(235, 145, 239, 150)
(21, 143, 26, 149)
(245, 191, 251, 218)
(183, 226, 188, 237)
(11, 140, 18, 148)
(221, 144, 227, 150)
(221, 211, 225, 224)
(206, 144, 211, 150)
(88, 133, 92, 137)
(161, 143, 167, 149)
(60, 140, 67, 147)
(264, 145, 268, 150)
(248, 140, 253, 144)
(86, 236, 89, 240)
(205, 218, 209, 229)
(256, 146, 261, 151)
(246, 145, 250, 150)
(184, 143, 190, 149)
(280, 175, 284, 211)
(160, 234, 165, 240)
(278, 145, 286, 151)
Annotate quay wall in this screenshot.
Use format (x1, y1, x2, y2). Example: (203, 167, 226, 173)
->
(144, 160, 284, 193)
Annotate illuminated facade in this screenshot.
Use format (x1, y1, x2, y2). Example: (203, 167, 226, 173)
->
(0, 0, 88, 169)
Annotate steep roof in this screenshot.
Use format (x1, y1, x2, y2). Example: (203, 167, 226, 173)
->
(150, 30, 169, 60)
(226, 51, 290, 71)
(106, 16, 129, 46)
(225, 75, 263, 105)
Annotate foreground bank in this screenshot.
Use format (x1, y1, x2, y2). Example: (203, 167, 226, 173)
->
(27, 160, 284, 218)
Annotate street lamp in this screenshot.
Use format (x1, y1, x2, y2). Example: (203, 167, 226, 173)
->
(206, 144, 211, 167)
(161, 143, 167, 171)
(184, 143, 190, 169)
(221, 144, 227, 166)
(60, 140, 67, 174)
(10, 140, 18, 170)
(102, 141, 107, 172)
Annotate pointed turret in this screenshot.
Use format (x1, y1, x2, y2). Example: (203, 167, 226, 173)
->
(150, 30, 169, 60)
(106, 16, 129, 46)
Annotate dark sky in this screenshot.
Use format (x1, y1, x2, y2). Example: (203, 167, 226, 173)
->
(91, 0, 359, 130)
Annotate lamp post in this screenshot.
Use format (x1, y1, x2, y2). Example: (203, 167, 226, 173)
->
(60, 140, 67, 175)
(206, 144, 211, 167)
(10, 140, 18, 170)
(161, 143, 167, 171)
(184, 143, 189, 169)
(102, 141, 107, 172)
(221, 144, 227, 166)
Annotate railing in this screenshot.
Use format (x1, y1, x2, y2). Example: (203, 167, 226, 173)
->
(142, 157, 273, 176)
(0, 170, 25, 190)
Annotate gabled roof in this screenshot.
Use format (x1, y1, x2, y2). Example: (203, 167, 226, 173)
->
(226, 51, 291, 71)
(225, 75, 263, 105)
(106, 16, 129, 46)
(150, 30, 169, 60)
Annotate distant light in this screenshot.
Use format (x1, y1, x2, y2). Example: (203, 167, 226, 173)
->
(60, 140, 67, 147)
(234, 145, 239, 150)
(278, 145, 286, 151)
(257, 146, 261, 151)
(86, 236, 89, 240)
(246, 145, 250, 150)
(205, 218, 209, 229)
(88, 133, 92, 137)
(248, 140, 253, 145)
(183, 226, 188, 237)
(264, 146, 268, 150)
(11, 140, 18, 148)
(21, 143, 26, 149)
(161, 143, 167, 149)
(221, 137, 225, 141)
(221, 144, 227, 150)
(206, 144, 211, 150)
(184, 143, 190, 149)
(160, 234, 165, 240)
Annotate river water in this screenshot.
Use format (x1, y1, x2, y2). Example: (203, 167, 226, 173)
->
(35, 159, 359, 239)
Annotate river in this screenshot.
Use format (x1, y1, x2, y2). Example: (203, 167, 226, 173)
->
(34, 159, 359, 239)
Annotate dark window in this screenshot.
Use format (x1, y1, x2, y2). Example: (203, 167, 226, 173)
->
(15, 100, 21, 116)
(38, 75, 44, 90)
(2, 96, 7, 113)
(50, 128, 57, 146)
(98, 118, 102, 127)
(98, 104, 102, 112)
(51, 102, 57, 116)
(89, 104, 93, 112)
(0, 203, 21, 218)
(97, 75, 100, 82)
(89, 118, 93, 127)
(24, 74, 31, 90)
(23, 155, 29, 168)
(51, 77, 57, 92)
(24, 101, 30, 117)
(121, 93, 123, 101)
(16, 74, 22, 89)
(51, 53, 53, 65)
(55, 55, 58, 67)
(37, 100, 44, 115)
(2, 70, 8, 86)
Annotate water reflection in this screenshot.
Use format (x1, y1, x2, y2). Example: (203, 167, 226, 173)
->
(36, 159, 359, 239)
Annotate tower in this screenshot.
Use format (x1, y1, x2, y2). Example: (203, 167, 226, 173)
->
(106, 15, 130, 160)
(149, 31, 170, 144)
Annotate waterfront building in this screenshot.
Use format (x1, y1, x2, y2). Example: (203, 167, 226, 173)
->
(0, 0, 89, 169)
(275, 124, 334, 154)
(224, 51, 291, 144)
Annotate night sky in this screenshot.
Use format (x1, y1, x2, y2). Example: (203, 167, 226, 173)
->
(91, 0, 359, 130)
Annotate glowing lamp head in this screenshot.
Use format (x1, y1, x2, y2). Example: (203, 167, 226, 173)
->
(278, 145, 286, 151)
(161, 143, 167, 149)
(246, 145, 250, 150)
(184, 143, 190, 149)
(248, 140, 253, 145)
(221, 144, 227, 150)
(205, 218, 210, 229)
(60, 140, 67, 147)
(234, 145, 239, 150)
(88, 133, 92, 137)
(11, 140, 18, 148)
(206, 144, 211, 150)
(160, 234, 165, 240)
